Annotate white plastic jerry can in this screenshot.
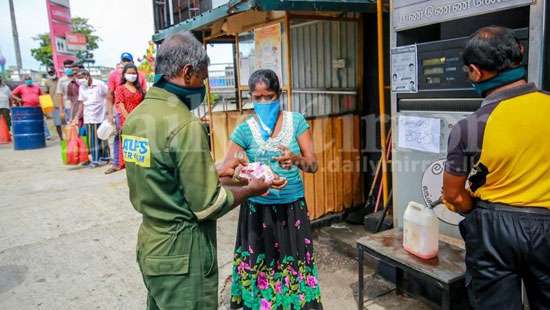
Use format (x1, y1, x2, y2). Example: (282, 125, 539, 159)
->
(403, 201, 439, 259)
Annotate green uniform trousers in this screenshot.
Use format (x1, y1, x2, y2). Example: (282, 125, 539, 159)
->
(137, 219, 219, 310)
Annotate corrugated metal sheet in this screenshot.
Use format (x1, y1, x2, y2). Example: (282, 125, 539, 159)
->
(291, 20, 358, 118)
(257, 0, 375, 11)
(153, 0, 373, 42)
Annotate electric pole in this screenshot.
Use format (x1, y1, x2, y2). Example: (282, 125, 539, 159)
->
(9, 0, 23, 73)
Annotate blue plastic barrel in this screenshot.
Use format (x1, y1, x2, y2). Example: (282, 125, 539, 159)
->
(11, 107, 46, 150)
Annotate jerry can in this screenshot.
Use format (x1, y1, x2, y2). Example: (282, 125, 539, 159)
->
(403, 201, 439, 259)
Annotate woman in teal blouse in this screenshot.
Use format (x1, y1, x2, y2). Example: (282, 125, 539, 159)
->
(224, 69, 321, 310)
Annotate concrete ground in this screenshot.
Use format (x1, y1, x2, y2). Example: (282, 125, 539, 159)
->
(0, 134, 430, 309)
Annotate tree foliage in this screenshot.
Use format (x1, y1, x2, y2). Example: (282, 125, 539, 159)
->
(30, 33, 53, 68)
(71, 17, 100, 51)
(30, 17, 101, 67)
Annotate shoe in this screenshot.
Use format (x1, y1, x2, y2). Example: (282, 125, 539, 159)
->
(80, 161, 91, 166)
(87, 162, 100, 169)
(104, 166, 121, 174)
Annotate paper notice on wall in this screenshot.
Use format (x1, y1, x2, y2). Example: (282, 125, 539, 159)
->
(398, 115, 441, 153)
(391, 45, 418, 93)
(255, 23, 283, 82)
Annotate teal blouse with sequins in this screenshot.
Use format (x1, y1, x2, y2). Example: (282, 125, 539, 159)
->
(231, 111, 310, 204)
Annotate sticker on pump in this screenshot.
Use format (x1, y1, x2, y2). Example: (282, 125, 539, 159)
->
(422, 159, 464, 226)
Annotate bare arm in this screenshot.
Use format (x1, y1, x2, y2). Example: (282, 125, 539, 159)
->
(294, 130, 317, 173)
(224, 142, 247, 165)
(223, 142, 287, 189)
(274, 130, 318, 173)
(71, 101, 84, 124)
(442, 172, 473, 213)
(58, 94, 64, 113)
(225, 179, 266, 208)
(10, 92, 22, 105)
(106, 89, 115, 122)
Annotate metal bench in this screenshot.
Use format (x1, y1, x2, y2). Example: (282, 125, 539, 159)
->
(356, 228, 466, 309)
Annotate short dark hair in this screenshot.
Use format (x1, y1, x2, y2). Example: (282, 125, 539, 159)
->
(463, 26, 523, 72)
(63, 59, 74, 67)
(156, 32, 209, 79)
(248, 69, 281, 94)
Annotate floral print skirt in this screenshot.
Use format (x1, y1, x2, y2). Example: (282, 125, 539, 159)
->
(230, 198, 322, 310)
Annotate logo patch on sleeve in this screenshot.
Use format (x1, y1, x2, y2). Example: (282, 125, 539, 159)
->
(122, 135, 151, 168)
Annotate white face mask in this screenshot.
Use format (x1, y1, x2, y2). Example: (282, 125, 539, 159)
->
(77, 78, 88, 85)
(125, 74, 137, 83)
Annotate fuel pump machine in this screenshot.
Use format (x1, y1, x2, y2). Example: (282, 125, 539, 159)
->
(390, 0, 548, 239)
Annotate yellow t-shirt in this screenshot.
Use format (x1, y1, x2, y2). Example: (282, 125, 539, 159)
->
(445, 83, 550, 208)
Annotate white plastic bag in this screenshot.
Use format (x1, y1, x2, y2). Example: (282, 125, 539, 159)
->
(97, 119, 115, 141)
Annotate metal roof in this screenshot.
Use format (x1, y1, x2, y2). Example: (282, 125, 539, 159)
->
(153, 0, 376, 42)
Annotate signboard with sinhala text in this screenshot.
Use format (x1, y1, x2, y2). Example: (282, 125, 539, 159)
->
(392, 0, 534, 31)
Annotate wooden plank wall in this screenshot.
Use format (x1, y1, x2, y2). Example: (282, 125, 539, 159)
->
(304, 114, 363, 220)
(212, 110, 253, 161)
(212, 111, 364, 220)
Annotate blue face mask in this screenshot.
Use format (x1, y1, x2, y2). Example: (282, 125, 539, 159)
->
(471, 66, 526, 97)
(253, 99, 281, 140)
(153, 75, 206, 110)
(25, 79, 33, 86)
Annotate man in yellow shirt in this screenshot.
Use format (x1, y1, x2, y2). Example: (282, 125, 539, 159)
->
(43, 68, 63, 140)
(443, 26, 550, 309)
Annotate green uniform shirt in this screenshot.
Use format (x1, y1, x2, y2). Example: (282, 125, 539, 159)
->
(122, 86, 234, 309)
(122, 86, 234, 223)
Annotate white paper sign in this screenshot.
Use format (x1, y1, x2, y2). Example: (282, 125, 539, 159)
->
(398, 115, 441, 153)
(391, 45, 418, 93)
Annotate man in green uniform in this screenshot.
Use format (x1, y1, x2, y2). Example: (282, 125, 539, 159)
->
(122, 32, 273, 309)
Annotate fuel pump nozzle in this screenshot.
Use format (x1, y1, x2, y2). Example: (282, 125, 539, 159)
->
(429, 198, 443, 209)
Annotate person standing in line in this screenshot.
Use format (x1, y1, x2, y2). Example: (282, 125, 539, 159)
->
(56, 60, 81, 127)
(11, 75, 51, 139)
(0, 77, 11, 129)
(106, 52, 147, 169)
(443, 26, 550, 309)
(71, 70, 110, 168)
(11, 75, 42, 107)
(104, 63, 145, 174)
(43, 68, 63, 140)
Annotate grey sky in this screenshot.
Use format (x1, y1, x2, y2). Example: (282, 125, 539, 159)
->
(1, 0, 154, 70)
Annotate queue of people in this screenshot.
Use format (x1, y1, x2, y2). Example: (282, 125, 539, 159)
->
(1, 53, 146, 170)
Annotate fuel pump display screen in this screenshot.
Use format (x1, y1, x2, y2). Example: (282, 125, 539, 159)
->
(424, 67, 445, 75)
(418, 46, 471, 90)
(414, 28, 528, 94)
(422, 57, 446, 66)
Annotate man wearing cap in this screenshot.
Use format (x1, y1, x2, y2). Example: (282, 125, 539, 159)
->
(443, 26, 550, 309)
(122, 32, 275, 309)
(107, 53, 147, 97)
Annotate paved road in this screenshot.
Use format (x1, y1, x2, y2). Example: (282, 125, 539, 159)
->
(0, 139, 428, 310)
